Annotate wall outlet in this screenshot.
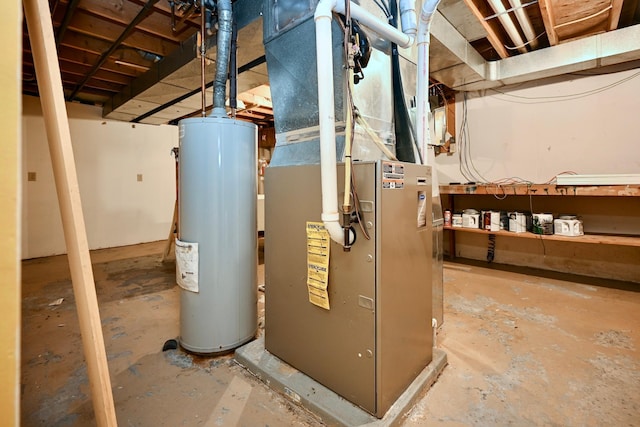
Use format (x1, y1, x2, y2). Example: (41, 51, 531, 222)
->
(137, 174, 143, 182)
(28, 172, 37, 182)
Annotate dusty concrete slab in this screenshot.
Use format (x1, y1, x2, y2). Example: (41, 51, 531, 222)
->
(21, 240, 640, 426)
(235, 337, 448, 427)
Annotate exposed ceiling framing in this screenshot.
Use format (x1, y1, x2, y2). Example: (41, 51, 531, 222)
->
(22, 0, 640, 126)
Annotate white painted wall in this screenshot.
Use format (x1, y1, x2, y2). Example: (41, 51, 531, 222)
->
(433, 69, 640, 282)
(21, 95, 178, 259)
(436, 68, 640, 184)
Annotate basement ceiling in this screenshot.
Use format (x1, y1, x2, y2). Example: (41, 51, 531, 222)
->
(22, 0, 640, 126)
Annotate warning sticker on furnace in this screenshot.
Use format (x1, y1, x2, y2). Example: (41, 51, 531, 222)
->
(306, 222, 331, 310)
(382, 162, 405, 190)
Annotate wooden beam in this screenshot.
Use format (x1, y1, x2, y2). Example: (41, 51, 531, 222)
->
(58, 31, 156, 68)
(128, 0, 202, 30)
(55, 45, 149, 77)
(22, 1, 117, 426)
(463, 0, 510, 58)
(538, 0, 559, 45)
(0, 0, 21, 424)
(608, 0, 624, 30)
(76, 0, 194, 43)
(23, 63, 127, 91)
(23, 31, 155, 76)
(67, 9, 178, 56)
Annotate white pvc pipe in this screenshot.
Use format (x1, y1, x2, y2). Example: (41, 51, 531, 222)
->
(487, 0, 528, 54)
(508, 0, 539, 50)
(315, 0, 418, 245)
(416, 0, 441, 172)
(334, 1, 414, 48)
(314, 0, 345, 245)
(400, 0, 418, 39)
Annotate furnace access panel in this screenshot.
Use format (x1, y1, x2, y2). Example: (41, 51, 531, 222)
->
(265, 161, 433, 417)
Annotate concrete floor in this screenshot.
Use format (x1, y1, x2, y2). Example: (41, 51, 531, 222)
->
(21, 240, 640, 426)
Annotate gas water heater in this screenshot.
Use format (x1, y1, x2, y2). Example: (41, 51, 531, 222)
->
(178, 116, 258, 354)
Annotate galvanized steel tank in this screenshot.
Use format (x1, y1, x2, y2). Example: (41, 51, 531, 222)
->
(178, 116, 257, 354)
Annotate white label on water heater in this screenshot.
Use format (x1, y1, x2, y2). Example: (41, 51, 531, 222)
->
(175, 239, 199, 293)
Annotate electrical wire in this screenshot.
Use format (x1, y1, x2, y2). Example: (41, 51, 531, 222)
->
(488, 70, 640, 104)
(350, 166, 371, 240)
(504, 31, 545, 51)
(528, 191, 546, 256)
(373, 0, 391, 18)
(457, 91, 490, 183)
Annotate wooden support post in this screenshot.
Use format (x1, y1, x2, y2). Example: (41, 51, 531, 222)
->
(22, 0, 117, 426)
(161, 200, 178, 262)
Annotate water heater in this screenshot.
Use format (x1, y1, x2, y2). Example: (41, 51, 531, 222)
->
(178, 116, 257, 354)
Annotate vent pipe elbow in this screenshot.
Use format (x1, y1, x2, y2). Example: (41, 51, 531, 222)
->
(400, 0, 418, 38)
(418, 0, 440, 44)
(334, 1, 414, 48)
(211, 0, 232, 116)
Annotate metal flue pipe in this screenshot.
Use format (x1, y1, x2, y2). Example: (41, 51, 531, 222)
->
(200, 0, 206, 116)
(211, 0, 232, 116)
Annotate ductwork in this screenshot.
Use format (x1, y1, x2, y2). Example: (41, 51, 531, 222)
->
(211, 0, 232, 116)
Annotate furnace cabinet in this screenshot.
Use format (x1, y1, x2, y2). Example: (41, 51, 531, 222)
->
(265, 160, 433, 417)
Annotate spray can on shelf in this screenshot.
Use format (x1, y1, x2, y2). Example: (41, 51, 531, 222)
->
(444, 209, 452, 227)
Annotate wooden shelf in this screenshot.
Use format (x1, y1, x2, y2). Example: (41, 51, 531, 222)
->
(444, 227, 640, 247)
(440, 184, 640, 197)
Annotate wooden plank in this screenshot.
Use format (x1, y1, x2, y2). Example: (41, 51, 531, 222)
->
(127, 0, 201, 30)
(544, 0, 618, 42)
(58, 30, 155, 69)
(440, 184, 640, 197)
(23, 1, 117, 427)
(608, 0, 624, 30)
(67, 9, 178, 56)
(444, 226, 640, 247)
(76, 0, 194, 43)
(538, 0, 559, 45)
(23, 62, 127, 91)
(22, 81, 116, 103)
(56, 44, 149, 77)
(462, 0, 510, 58)
(0, 0, 21, 424)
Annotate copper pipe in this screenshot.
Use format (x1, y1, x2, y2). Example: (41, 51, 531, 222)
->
(200, 0, 206, 117)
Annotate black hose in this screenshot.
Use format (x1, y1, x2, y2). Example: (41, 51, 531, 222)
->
(389, 0, 419, 163)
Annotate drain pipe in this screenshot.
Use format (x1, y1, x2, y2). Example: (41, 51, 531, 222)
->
(416, 0, 441, 174)
(210, 0, 232, 117)
(315, 0, 417, 246)
(315, 0, 350, 245)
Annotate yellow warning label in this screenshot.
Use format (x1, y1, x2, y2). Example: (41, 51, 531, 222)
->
(306, 221, 330, 310)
